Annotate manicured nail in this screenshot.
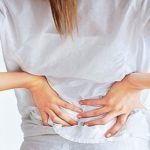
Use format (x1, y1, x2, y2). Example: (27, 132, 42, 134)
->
(106, 133, 111, 138)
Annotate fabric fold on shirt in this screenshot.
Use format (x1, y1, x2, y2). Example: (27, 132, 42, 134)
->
(27, 105, 150, 143)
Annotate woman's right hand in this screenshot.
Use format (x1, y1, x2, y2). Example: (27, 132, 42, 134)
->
(28, 75, 83, 127)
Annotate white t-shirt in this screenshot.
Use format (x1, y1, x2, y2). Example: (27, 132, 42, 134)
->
(0, 0, 150, 143)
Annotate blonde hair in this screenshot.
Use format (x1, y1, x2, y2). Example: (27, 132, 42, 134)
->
(49, 0, 79, 38)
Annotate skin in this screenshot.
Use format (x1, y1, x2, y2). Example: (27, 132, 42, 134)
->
(29, 75, 83, 126)
(77, 73, 147, 137)
(0, 71, 150, 138)
(0, 72, 82, 126)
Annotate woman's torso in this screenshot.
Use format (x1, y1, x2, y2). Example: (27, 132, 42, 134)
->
(0, 0, 150, 143)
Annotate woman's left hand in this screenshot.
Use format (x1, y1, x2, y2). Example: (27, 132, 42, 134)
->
(77, 74, 146, 138)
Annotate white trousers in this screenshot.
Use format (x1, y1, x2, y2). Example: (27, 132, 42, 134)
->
(20, 134, 150, 150)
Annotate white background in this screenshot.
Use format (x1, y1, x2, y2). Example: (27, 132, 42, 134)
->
(0, 43, 23, 150)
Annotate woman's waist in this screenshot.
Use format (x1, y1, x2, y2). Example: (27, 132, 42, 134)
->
(24, 105, 150, 143)
(20, 102, 150, 143)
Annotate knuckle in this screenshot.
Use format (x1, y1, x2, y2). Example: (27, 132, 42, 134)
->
(56, 111, 62, 116)
(63, 102, 68, 108)
(50, 115, 55, 122)
(52, 117, 57, 122)
(118, 119, 125, 126)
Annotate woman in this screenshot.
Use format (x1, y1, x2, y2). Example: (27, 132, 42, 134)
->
(0, 0, 150, 149)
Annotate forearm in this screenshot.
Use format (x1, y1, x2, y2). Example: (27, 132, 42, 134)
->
(0, 71, 40, 91)
(126, 72, 150, 90)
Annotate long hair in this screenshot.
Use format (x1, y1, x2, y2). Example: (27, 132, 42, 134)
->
(49, 0, 79, 38)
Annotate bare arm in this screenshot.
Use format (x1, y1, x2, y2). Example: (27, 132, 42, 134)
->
(77, 72, 150, 137)
(0, 71, 82, 126)
(126, 72, 150, 90)
(0, 71, 41, 91)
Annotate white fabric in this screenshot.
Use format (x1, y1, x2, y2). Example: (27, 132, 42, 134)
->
(20, 134, 150, 150)
(0, 0, 150, 147)
(30, 107, 150, 143)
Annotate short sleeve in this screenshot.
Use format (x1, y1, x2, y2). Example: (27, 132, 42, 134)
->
(0, 0, 21, 72)
(0, 3, 4, 35)
(136, 20, 150, 72)
(0, 0, 6, 30)
(1, 47, 21, 72)
(136, 0, 150, 72)
(0, 11, 4, 28)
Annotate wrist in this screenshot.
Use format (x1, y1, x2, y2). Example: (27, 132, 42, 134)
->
(26, 73, 58, 97)
(123, 72, 145, 90)
(23, 72, 46, 91)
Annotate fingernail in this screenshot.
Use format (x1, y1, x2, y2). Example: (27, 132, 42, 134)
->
(106, 133, 111, 138)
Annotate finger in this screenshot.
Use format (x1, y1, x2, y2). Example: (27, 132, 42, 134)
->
(79, 98, 106, 106)
(84, 111, 120, 126)
(52, 105, 78, 125)
(58, 100, 83, 113)
(77, 106, 110, 118)
(46, 108, 70, 126)
(105, 114, 128, 138)
(39, 111, 49, 126)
